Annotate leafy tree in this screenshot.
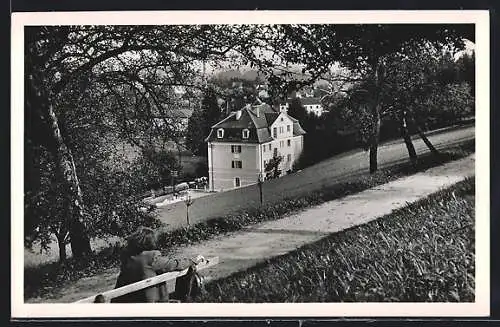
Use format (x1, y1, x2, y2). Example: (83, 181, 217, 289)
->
(210, 76, 261, 113)
(24, 132, 164, 261)
(284, 98, 336, 168)
(287, 98, 308, 123)
(25, 25, 249, 261)
(456, 51, 475, 95)
(185, 108, 206, 156)
(264, 156, 283, 180)
(25, 147, 70, 259)
(195, 161, 209, 178)
(185, 87, 222, 156)
(240, 24, 472, 173)
(132, 147, 182, 189)
(380, 44, 474, 164)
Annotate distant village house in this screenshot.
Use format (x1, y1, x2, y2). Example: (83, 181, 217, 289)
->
(279, 97, 325, 117)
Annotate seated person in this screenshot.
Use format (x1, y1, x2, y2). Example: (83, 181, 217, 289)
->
(111, 226, 203, 303)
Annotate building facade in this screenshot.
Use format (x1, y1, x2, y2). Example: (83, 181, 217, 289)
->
(205, 103, 306, 191)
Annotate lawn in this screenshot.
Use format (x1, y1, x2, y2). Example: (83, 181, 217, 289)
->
(198, 177, 475, 302)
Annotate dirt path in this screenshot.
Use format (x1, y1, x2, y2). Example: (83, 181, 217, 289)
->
(26, 154, 475, 303)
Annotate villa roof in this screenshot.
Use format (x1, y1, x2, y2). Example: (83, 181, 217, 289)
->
(205, 103, 306, 143)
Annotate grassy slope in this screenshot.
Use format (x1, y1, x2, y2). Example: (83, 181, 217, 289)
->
(24, 141, 474, 300)
(153, 126, 474, 230)
(199, 177, 475, 303)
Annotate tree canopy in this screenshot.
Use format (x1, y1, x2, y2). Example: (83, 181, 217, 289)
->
(240, 24, 472, 172)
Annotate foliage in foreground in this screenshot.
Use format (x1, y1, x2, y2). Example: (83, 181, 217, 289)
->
(199, 177, 475, 302)
(24, 141, 474, 300)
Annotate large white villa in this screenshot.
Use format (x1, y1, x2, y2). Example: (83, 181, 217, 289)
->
(205, 103, 306, 191)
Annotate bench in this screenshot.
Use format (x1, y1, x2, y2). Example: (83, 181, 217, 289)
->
(74, 256, 219, 303)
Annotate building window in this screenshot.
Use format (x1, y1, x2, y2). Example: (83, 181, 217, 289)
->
(273, 127, 277, 138)
(231, 160, 242, 169)
(279, 126, 283, 134)
(287, 139, 291, 147)
(231, 145, 242, 153)
(287, 125, 291, 132)
(287, 154, 292, 162)
(281, 117, 284, 122)
(273, 148, 278, 157)
(263, 145, 266, 152)
(242, 129, 250, 139)
(235, 177, 241, 187)
(269, 144, 272, 151)
(217, 128, 224, 138)
(280, 140, 284, 148)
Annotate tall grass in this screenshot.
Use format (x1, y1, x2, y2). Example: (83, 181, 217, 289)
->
(199, 177, 475, 302)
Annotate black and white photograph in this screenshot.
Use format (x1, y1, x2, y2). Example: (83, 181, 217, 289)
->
(12, 10, 490, 318)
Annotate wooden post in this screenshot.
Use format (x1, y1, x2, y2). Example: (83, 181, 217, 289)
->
(257, 173, 263, 206)
(171, 170, 177, 195)
(184, 195, 194, 226)
(401, 110, 418, 168)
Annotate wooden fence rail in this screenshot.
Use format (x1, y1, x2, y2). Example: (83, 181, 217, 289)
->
(74, 256, 219, 303)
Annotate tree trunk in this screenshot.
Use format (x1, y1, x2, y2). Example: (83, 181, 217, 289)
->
(368, 57, 384, 174)
(32, 78, 92, 259)
(176, 142, 182, 167)
(27, 33, 91, 261)
(407, 107, 441, 157)
(69, 219, 92, 259)
(415, 124, 441, 157)
(369, 109, 381, 174)
(57, 233, 67, 263)
(401, 113, 418, 168)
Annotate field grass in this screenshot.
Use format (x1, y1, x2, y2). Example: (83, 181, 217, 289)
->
(198, 177, 475, 302)
(24, 140, 474, 300)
